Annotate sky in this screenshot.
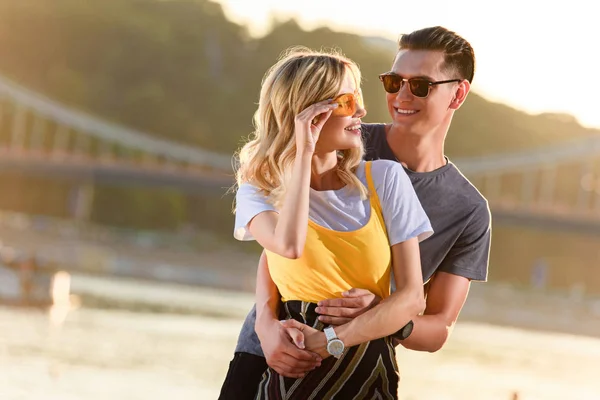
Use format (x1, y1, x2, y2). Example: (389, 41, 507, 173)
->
(215, 0, 600, 130)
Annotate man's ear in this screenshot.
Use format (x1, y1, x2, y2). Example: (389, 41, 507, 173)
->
(449, 80, 470, 110)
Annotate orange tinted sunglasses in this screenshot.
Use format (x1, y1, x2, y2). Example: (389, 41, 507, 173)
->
(330, 91, 364, 117)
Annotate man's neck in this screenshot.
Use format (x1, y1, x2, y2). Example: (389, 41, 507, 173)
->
(386, 125, 446, 173)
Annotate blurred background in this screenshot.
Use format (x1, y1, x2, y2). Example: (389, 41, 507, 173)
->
(1, 1, 599, 399)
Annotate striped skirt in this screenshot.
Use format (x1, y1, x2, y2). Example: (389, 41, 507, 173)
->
(256, 301, 399, 400)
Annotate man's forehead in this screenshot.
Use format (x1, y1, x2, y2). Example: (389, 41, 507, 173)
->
(391, 50, 446, 78)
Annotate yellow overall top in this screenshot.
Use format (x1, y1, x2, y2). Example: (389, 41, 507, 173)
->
(266, 161, 392, 303)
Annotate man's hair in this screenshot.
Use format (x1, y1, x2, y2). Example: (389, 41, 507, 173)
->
(398, 26, 475, 83)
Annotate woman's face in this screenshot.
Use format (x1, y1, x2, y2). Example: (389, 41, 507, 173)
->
(314, 68, 367, 154)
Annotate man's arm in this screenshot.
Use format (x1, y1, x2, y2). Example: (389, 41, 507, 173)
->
(396, 271, 470, 352)
(399, 201, 491, 351)
(317, 203, 491, 352)
(254, 251, 321, 377)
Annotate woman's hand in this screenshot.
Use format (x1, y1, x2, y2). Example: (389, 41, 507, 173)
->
(294, 100, 338, 154)
(280, 319, 330, 360)
(257, 319, 322, 378)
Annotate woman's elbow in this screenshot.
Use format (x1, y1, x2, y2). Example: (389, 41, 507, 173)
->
(278, 243, 304, 259)
(265, 236, 304, 259)
(281, 249, 302, 259)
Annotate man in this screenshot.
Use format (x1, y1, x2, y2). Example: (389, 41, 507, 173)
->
(219, 25, 491, 399)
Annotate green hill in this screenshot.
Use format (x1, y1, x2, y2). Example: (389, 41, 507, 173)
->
(0, 0, 598, 292)
(0, 0, 596, 160)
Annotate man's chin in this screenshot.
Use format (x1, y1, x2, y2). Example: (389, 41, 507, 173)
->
(390, 119, 422, 134)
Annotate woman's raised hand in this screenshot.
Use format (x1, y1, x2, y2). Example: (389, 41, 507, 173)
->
(294, 100, 338, 154)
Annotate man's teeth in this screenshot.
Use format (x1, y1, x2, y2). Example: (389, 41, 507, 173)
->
(396, 108, 418, 114)
(345, 125, 361, 130)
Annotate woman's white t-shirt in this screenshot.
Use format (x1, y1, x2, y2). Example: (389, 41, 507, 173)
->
(235, 160, 433, 246)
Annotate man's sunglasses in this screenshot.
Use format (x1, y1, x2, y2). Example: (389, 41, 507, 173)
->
(378, 73, 461, 98)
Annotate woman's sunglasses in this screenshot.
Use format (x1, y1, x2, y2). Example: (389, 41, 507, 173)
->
(312, 92, 364, 125)
(330, 91, 364, 117)
(378, 73, 461, 98)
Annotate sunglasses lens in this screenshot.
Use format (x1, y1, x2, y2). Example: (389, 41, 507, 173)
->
(381, 75, 401, 93)
(356, 91, 364, 108)
(409, 79, 430, 97)
(331, 94, 356, 117)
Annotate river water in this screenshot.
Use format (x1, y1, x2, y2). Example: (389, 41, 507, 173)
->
(2, 274, 600, 400)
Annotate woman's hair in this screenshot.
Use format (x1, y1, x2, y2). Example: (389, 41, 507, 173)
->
(234, 46, 366, 208)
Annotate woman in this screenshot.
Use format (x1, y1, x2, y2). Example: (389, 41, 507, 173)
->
(233, 47, 433, 399)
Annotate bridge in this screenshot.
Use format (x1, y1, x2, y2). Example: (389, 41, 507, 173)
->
(1, 73, 600, 234)
(0, 73, 233, 193)
(455, 138, 600, 234)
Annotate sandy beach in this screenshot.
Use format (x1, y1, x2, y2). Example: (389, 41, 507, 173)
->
(2, 274, 600, 400)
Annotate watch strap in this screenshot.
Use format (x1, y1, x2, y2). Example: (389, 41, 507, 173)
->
(392, 320, 414, 340)
(324, 326, 337, 342)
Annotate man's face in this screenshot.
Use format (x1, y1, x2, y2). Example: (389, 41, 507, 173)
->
(385, 49, 461, 136)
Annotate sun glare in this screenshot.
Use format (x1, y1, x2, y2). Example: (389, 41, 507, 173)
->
(216, 0, 599, 130)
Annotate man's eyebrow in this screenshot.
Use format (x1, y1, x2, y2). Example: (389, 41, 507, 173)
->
(413, 75, 436, 81)
(391, 72, 437, 81)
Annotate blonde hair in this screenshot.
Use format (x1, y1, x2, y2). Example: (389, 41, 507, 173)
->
(234, 47, 367, 208)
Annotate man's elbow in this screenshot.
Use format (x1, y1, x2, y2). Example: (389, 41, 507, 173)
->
(425, 323, 452, 353)
(400, 331, 447, 353)
(425, 337, 446, 353)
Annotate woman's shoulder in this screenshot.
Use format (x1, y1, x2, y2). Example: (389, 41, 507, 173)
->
(356, 158, 399, 171)
(236, 182, 273, 207)
(368, 159, 407, 181)
(237, 181, 260, 194)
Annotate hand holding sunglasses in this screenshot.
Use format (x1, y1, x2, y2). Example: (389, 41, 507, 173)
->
(378, 73, 461, 98)
(295, 100, 338, 154)
(330, 91, 364, 117)
(311, 91, 364, 125)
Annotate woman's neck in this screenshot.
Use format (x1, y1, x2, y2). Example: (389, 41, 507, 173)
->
(310, 151, 344, 191)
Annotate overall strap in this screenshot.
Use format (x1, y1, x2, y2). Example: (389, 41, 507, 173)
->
(365, 161, 387, 236)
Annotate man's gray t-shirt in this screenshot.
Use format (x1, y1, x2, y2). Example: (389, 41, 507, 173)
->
(234, 122, 491, 357)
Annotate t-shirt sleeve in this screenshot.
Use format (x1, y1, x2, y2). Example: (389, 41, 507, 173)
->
(234, 183, 277, 241)
(234, 304, 264, 357)
(372, 160, 434, 246)
(438, 201, 491, 281)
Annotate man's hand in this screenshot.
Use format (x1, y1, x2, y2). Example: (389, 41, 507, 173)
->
(258, 319, 322, 378)
(315, 288, 382, 326)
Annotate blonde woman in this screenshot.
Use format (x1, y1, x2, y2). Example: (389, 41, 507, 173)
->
(228, 48, 433, 399)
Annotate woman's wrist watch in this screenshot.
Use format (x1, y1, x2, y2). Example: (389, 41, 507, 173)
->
(324, 326, 345, 358)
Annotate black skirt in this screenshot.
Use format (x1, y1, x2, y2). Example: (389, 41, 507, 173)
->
(256, 300, 399, 400)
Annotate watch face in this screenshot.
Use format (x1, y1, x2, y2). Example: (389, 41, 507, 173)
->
(401, 320, 414, 339)
(327, 339, 344, 356)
